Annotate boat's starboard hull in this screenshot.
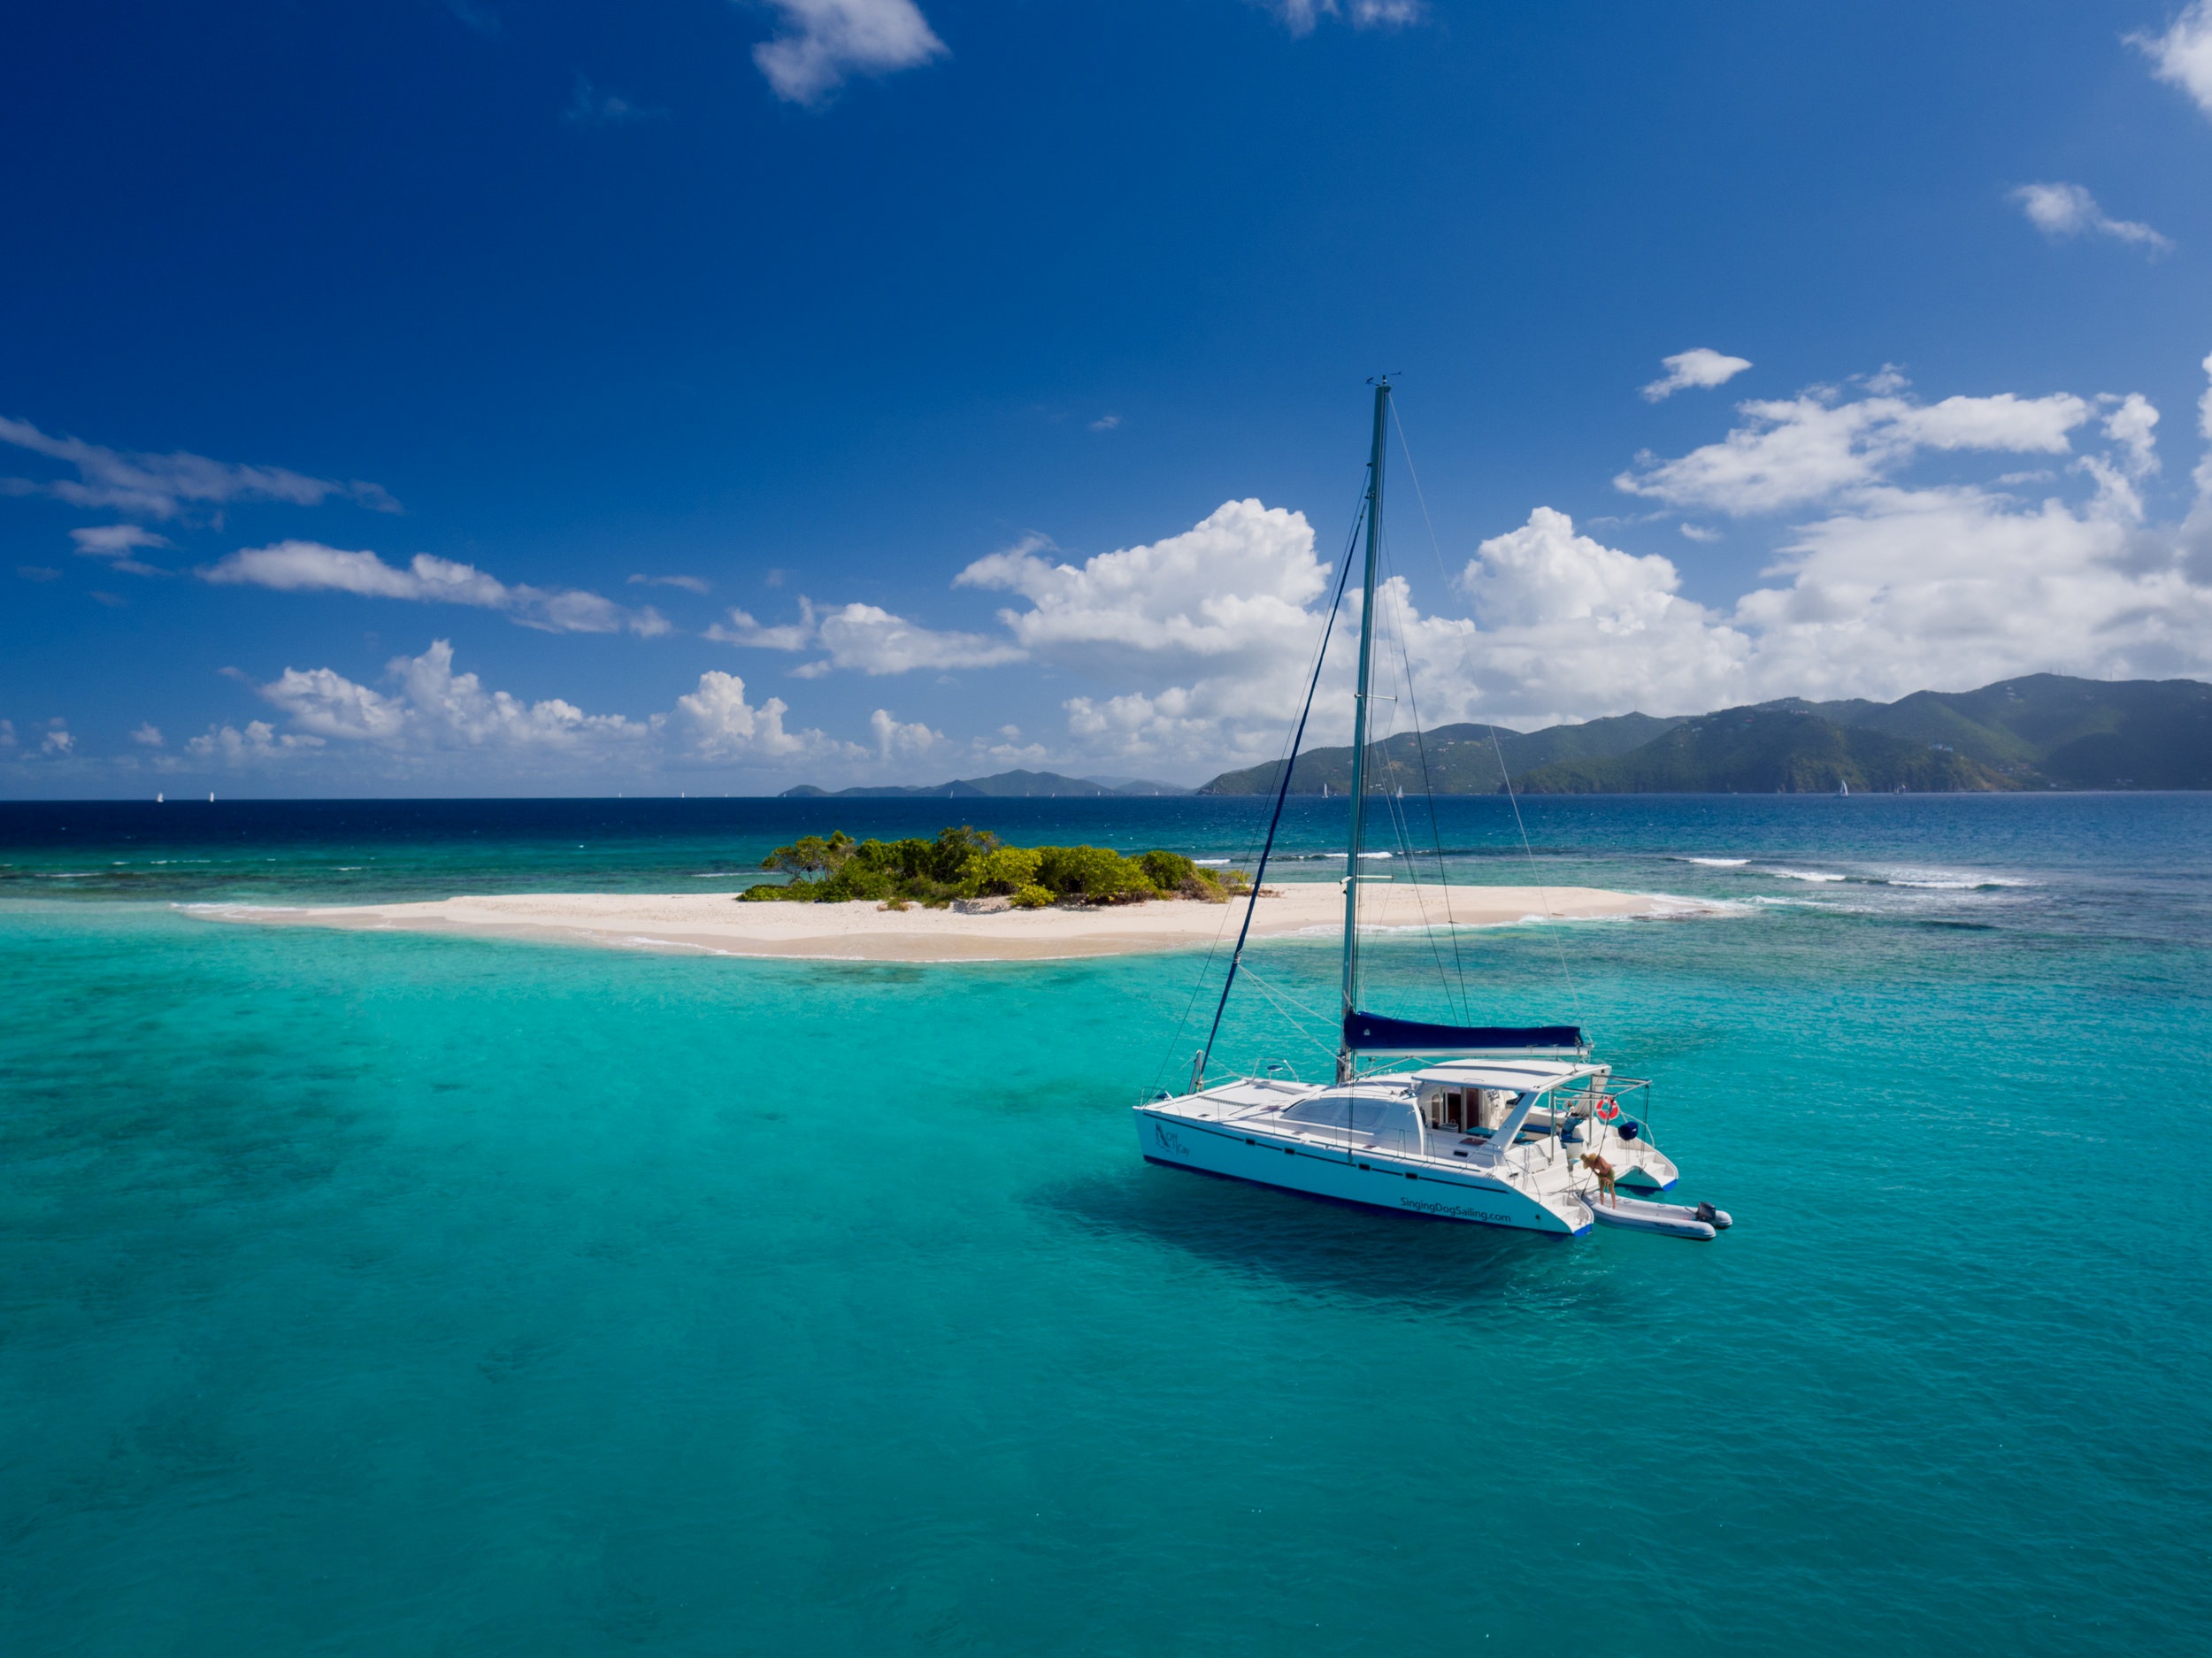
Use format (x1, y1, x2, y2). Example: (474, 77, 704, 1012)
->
(1137, 1109, 1587, 1235)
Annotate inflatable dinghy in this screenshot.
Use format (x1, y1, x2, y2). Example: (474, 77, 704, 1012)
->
(1581, 1191, 1732, 1240)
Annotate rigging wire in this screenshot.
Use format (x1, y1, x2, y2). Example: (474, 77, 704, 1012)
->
(1489, 722, 1587, 1035)
(1188, 494, 1367, 1087)
(1371, 544, 1475, 1025)
(1232, 967, 1343, 1065)
(1391, 396, 1587, 1037)
(1148, 485, 1369, 1095)
(1368, 587, 1471, 1025)
(1234, 961, 1334, 1026)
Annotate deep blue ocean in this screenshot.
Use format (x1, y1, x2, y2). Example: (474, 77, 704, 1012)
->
(4, 794, 2208, 1655)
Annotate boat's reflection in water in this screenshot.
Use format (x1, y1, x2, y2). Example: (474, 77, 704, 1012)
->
(1033, 1163, 1632, 1316)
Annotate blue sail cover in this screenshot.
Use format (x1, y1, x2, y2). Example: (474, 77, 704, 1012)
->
(1343, 1010, 1585, 1055)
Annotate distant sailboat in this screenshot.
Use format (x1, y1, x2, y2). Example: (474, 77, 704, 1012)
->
(1839, 779, 1850, 796)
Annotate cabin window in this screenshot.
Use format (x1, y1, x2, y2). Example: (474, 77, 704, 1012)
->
(1279, 1092, 1425, 1155)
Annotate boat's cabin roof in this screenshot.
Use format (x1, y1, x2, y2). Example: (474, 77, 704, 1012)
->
(1407, 1060, 1601, 1094)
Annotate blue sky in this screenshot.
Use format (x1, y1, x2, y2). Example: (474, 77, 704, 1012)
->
(4, 0, 2211, 794)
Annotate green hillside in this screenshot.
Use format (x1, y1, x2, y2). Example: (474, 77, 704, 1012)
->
(1798, 675, 2212, 789)
(1511, 708, 2011, 794)
(1195, 712, 1686, 795)
(1190, 675, 2212, 796)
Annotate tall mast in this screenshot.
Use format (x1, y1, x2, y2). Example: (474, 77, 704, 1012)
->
(1336, 379, 1390, 1083)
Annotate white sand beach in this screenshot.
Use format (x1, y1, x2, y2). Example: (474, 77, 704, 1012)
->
(190, 882, 1682, 963)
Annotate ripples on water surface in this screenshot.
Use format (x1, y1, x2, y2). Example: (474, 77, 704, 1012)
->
(2, 795, 2208, 1655)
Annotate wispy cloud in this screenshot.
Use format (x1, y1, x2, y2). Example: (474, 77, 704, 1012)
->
(1642, 349, 1753, 402)
(708, 595, 1024, 674)
(709, 603, 818, 650)
(565, 75, 666, 126)
(748, 0, 948, 106)
(2133, 1, 2212, 119)
(0, 416, 399, 520)
(2010, 182, 2170, 254)
(202, 541, 670, 636)
(629, 572, 710, 594)
(440, 0, 502, 39)
(1269, 0, 1424, 38)
(71, 524, 172, 575)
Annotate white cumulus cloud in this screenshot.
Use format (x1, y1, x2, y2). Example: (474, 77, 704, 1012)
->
(959, 503, 1327, 673)
(803, 602, 1025, 676)
(870, 708, 942, 760)
(178, 641, 860, 781)
(2135, 1, 2212, 119)
(749, 0, 947, 105)
(956, 503, 1356, 766)
(186, 720, 324, 763)
(2011, 182, 2170, 253)
(677, 671, 808, 758)
(1641, 349, 1753, 402)
(202, 541, 670, 636)
(1617, 385, 2093, 516)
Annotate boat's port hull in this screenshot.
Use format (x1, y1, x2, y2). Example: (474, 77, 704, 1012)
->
(1137, 1111, 1587, 1235)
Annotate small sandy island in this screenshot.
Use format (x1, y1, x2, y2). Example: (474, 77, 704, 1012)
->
(190, 883, 1686, 963)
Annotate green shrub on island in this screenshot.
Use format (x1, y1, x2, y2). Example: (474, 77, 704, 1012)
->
(739, 825, 1248, 908)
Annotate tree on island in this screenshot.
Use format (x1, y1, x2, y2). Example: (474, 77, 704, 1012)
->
(741, 825, 1248, 909)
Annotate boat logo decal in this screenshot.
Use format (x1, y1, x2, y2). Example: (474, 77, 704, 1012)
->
(1151, 1122, 1189, 1156)
(1402, 1196, 1513, 1224)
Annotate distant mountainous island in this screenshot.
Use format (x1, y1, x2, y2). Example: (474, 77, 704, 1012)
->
(1194, 675, 2212, 795)
(782, 769, 1191, 800)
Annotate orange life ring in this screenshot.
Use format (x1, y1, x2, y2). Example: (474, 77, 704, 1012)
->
(1594, 1094, 1619, 1122)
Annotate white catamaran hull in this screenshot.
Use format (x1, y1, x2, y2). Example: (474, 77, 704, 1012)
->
(1135, 1108, 1590, 1235)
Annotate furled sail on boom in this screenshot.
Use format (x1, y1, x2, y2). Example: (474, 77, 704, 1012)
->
(1342, 1011, 1585, 1057)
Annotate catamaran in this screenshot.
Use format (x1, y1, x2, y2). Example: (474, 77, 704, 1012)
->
(1134, 380, 1730, 1240)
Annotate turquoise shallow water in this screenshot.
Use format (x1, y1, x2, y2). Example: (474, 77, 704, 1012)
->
(4, 796, 2210, 1654)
